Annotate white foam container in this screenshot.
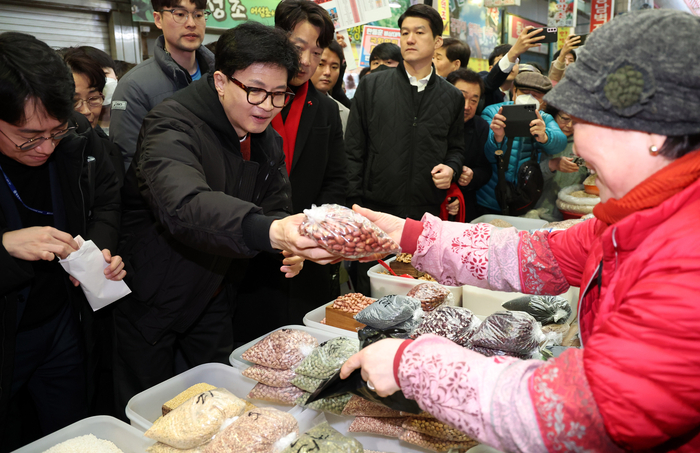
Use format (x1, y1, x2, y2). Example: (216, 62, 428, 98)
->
(125, 362, 296, 432)
(367, 258, 463, 305)
(462, 285, 580, 322)
(12, 415, 153, 453)
(229, 325, 355, 371)
(303, 303, 361, 338)
(470, 214, 547, 230)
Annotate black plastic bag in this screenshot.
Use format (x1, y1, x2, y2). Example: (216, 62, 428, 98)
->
(502, 295, 572, 325)
(354, 295, 421, 330)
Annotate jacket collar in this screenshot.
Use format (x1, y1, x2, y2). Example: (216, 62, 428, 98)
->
(396, 61, 439, 88)
(154, 35, 215, 88)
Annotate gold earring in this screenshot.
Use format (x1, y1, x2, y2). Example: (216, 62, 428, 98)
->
(649, 145, 659, 156)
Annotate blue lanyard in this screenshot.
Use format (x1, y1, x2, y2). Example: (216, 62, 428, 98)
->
(0, 162, 53, 216)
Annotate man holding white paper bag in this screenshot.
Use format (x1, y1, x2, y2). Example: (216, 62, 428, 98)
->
(0, 33, 124, 449)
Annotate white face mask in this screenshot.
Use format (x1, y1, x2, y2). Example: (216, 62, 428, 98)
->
(103, 77, 118, 105)
(515, 93, 541, 111)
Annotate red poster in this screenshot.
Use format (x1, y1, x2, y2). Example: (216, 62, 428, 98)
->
(589, 0, 614, 32)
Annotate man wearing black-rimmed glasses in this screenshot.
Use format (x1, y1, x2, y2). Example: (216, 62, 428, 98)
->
(113, 22, 336, 420)
(0, 33, 123, 450)
(109, 0, 215, 171)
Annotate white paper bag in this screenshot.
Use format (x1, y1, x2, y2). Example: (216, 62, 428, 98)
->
(59, 235, 131, 311)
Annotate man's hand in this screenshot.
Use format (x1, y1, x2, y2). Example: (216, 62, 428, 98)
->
(530, 110, 548, 144)
(68, 248, 127, 287)
(458, 166, 474, 186)
(280, 250, 304, 278)
(2, 226, 78, 262)
(508, 26, 546, 61)
(269, 214, 338, 265)
(549, 156, 580, 173)
(559, 34, 582, 62)
(431, 164, 454, 190)
(352, 205, 405, 247)
(490, 107, 507, 144)
(340, 338, 405, 397)
(336, 32, 347, 47)
(447, 198, 460, 216)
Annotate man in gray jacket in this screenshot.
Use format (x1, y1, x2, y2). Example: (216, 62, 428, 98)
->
(109, 0, 214, 170)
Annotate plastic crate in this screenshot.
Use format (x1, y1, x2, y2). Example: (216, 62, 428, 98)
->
(368, 258, 463, 305)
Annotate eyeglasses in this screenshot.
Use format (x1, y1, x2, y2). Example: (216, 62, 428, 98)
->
(0, 123, 76, 151)
(557, 114, 573, 125)
(159, 9, 211, 24)
(229, 77, 295, 109)
(74, 94, 105, 110)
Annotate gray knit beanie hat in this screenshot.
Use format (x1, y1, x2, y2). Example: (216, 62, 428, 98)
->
(544, 9, 700, 136)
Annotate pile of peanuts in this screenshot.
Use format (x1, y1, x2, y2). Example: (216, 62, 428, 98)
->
(406, 282, 451, 312)
(348, 416, 405, 438)
(399, 429, 478, 451)
(402, 417, 474, 442)
(331, 293, 376, 314)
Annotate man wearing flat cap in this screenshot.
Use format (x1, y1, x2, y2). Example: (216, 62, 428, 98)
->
(477, 71, 567, 214)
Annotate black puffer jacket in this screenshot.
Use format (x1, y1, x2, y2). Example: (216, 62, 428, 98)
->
(117, 74, 292, 344)
(345, 63, 465, 219)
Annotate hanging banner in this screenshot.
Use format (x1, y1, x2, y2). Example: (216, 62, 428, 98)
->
(436, 0, 450, 36)
(556, 26, 571, 49)
(548, 0, 577, 27)
(313, 0, 392, 31)
(130, 0, 278, 27)
(484, 0, 521, 7)
(589, 0, 614, 32)
(358, 25, 401, 67)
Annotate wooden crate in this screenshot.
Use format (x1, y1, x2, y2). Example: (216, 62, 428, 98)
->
(325, 305, 366, 332)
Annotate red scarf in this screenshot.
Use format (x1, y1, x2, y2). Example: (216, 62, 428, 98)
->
(271, 82, 309, 175)
(594, 149, 700, 225)
(439, 183, 466, 223)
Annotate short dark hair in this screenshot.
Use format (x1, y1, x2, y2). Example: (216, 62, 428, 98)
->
(0, 32, 74, 125)
(488, 44, 512, 67)
(152, 0, 207, 11)
(204, 41, 217, 54)
(216, 22, 300, 82)
(398, 4, 443, 38)
(275, 0, 335, 49)
(78, 46, 116, 71)
(326, 40, 344, 64)
(62, 47, 106, 92)
(114, 60, 137, 79)
(359, 66, 371, 80)
(369, 42, 402, 63)
(446, 68, 484, 98)
(552, 48, 577, 63)
(441, 38, 470, 68)
(659, 134, 700, 159)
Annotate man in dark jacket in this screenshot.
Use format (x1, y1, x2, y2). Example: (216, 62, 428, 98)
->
(114, 23, 333, 419)
(109, 0, 215, 170)
(0, 33, 123, 451)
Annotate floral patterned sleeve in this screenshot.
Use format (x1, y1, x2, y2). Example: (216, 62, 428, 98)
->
(411, 213, 569, 295)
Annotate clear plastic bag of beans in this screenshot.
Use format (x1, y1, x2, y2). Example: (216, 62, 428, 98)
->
(348, 416, 405, 438)
(145, 388, 246, 449)
(290, 374, 324, 393)
(247, 383, 306, 406)
(402, 417, 474, 442)
(241, 329, 318, 370)
(354, 295, 422, 330)
(281, 421, 363, 453)
(406, 282, 454, 312)
(294, 337, 359, 379)
(242, 365, 296, 388)
(414, 306, 481, 346)
(341, 395, 402, 417)
(204, 407, 298, 453)
(148, 442, 209, 453)
(398, 430, 478, 452)
(296, 392, 352, 415)
(299, 204, 401, 259)
(468, 311, 544, 359)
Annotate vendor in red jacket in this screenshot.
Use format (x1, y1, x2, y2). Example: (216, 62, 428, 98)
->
(341, 10, 700, 452)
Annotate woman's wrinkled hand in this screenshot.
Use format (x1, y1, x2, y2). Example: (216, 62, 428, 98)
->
(340, 338, 405, 397)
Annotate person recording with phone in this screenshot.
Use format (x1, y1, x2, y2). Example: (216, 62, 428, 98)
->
(550, 34, 582, 84)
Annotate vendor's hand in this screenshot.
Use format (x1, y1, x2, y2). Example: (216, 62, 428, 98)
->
(490, 107, 506, 143)
(281, 250, 304, 278)
(340, 338, 405, 397)
(530, 110, 548, 144)
(352, 205, 405, 248)
(559, 34, 582, 60)
(550, 156, 579, 173)
(447, 198, 460, 216)
(508, 26, 546, 61)
(458, 166, 474, 186)
(270, 215, 337, 265)
(431, 164, 454, 190)
(2, 226, 78, 262)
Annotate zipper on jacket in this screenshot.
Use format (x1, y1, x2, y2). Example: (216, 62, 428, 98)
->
(611, 227, 619, 271)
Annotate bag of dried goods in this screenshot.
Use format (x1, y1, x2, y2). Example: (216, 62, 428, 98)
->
(241, 329, 318, 370)
(162, 383, 217, 416)
(406, 282, 454, 312)
(402, 418, 473, 442)
(358, 326, 413, 349)
(247, 383, 306, 406)
(290, 374, 324, 393)
(347, 416, 405, 438)
(468, 311, 545, 359)
(502, 295, 572, 325)
(354, 295, 422, 330)
(341, 395, 402, 417)
(205, 408, 298, 453)
(399, 430, 478, 452)
(299, 204, 400, 259)
(281, 422, 363, 453)
(413, 306, 480, 345)
(147, 442, 209, 453)
(243, 365, 297, 388)
(145, 388, 247, 449)
(294, 337, 359, 379)
(296, 392, 352, 415)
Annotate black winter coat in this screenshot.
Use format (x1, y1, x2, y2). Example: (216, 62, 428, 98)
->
(0, 112, 121, 433)
(117, 75, 292, 345)
(345, 63, 465, 220)
(459, 116, 492, 222)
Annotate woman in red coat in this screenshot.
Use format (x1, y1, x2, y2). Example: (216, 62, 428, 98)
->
(341, 9, 700, 452)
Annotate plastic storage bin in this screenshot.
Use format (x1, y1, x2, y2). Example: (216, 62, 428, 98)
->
(12, 416, 153, 453)
(462, 285, 580, 322)
(470, 214, 547, 230)
(126, 362, 296, 432)
(229, 324, 354, 370)
(303, 303, 361, 338)
(368, 258, 463, 305)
